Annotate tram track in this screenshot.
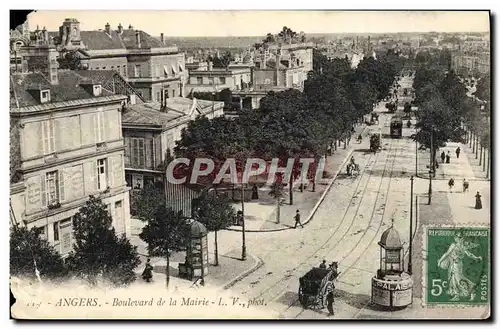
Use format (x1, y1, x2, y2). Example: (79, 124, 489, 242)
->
(284, 137, 403, 319)
(240, 116, 393, 301)
(232, 148, 380, 299)
(267, 138, 399, 316)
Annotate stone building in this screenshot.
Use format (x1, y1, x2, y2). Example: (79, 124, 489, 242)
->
(121, 97, 224, 216)
(10, 45, 131, 255)
(49, 19, 188, 103)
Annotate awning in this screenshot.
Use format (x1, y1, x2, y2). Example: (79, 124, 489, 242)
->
(171, 64, 177, 75)
(163, 65, 169, 76)
(178, 64, 183, 72)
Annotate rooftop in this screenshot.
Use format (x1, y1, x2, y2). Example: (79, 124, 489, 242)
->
(10, 70, 126, 112)
(122, 97, 223, 128)
(379, 225, 402, 249)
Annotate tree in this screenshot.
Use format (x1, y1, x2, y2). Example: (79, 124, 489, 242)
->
(139, 207, 189, 288)
(192, 191, 237, 266)
(134, 185, 166, 223)
(10, 226, 67, 280)
(66, 196, 140, 286)
(269, 181, 286, 223)
(58, 50, 88, 70)
(211, 51, 234, 70)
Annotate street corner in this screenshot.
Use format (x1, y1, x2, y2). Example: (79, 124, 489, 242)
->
(203, 249, 262, 290)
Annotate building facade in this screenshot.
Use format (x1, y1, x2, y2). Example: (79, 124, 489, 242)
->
(451, 51, 490, 77)
(121, 97, 224, 216)
(10, 48, 131, 255)
(185, 64, 252, 94)
(48, 19, 188, 103)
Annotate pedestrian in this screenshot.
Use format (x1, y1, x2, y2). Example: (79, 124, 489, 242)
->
(475, 192, 482, 210)
(251, 184, 259, 200)
(142, 258, 153, 283)
(456, 147, 461, 159)
(294, 209, 304, 228)
(441, 151, 446, 163)
(326, 288, 335, 316)
(448, 178, 455, 190)
(463, 179, 469, 193)
(446, 152, 451, 164)
(407, 120, 411, 128)
(319, 260, 327, 269)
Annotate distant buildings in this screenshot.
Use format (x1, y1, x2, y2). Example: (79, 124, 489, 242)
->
(185, 62, 252, 94)
(10, 45, 131, 255)
(451, 50, 490, 77)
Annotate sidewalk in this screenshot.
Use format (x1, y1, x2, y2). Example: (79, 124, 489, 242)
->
(412, 188, 490, 301)
(226, 121, 369, 232)
(129, 219, 261, 289)
(417, 141, 489, 182)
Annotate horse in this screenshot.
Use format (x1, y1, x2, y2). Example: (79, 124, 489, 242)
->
(347, 163, 360, 177)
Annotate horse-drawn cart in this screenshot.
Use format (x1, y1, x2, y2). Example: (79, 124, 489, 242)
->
(298, 264, 339, 309)
(370, 133, 381, 153)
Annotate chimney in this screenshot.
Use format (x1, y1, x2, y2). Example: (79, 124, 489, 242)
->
(276, 49, 281, 87)
(117, 23, 123, 34)
(105, 22, 111, 35)
(135, 31, 141, 48)
(160, 33, 164, 44)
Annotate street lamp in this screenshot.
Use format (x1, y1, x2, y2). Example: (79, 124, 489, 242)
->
(408, 176, 414, 274)
(241, 183, 247, 261)
(427, 128, 433, 205)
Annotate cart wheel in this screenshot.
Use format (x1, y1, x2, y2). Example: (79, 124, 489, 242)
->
(298, 286, 307, 308)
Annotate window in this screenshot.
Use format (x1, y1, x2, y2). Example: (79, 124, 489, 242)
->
(102, 66, 106, 70)
(93, 85, 102, 97)
(134, 65, 141, 77)
(219, 77, 226, 84)
(122, 65, 127, 76)
(53, 222, 59, 241)
(94, 111, 105, 143)
(97, 158, 107, 190)
(46, 171, 59, 205)
(42, 120, 55, 154)
(208, 77, 214, 85)
(35, 226, 47, 239)
(156, 92, 161, 102)
(40, 90, 51, 103)
(196, 77, 203, 84)
(73, 28, 77, 37)
(131, 138, 145, 167)
(172, 89, 176, 98)
(111, 66, 114, 70)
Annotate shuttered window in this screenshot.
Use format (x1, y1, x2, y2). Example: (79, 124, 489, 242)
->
(131, 138, 145, 167)
(42, 120, 55, 154)
(43, 170, 65, 204)
(94, 110, 105, 143)
(97, 158, 107, 191)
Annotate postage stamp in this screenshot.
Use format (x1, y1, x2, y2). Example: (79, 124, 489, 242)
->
(423, 225, 490, 306)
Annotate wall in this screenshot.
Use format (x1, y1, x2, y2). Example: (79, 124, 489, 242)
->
(19, 103, 122, 166)
(88, 57, 128, 77)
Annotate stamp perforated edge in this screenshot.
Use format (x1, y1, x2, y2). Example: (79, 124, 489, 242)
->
(420, 223, 491, 310)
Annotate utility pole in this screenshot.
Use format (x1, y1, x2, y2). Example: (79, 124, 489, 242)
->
(415, 137, 418, 176)
(428, 129, 433, 205)
(409, 176, 414, 274)
(241, 183, 247, 261)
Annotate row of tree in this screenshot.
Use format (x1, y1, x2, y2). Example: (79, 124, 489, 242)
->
(412, 50, 490, 170)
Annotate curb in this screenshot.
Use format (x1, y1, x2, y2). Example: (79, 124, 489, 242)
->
(220, 254, 264, 290)
(224, 146, 357, 233)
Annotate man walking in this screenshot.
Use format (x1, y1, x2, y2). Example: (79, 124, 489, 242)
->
(456, 147, 461, 159)
(463, 179, 469, 193)
(441, 151, 446, 163)
(294, 209, 304, 228)
(326, 288, 335, 316)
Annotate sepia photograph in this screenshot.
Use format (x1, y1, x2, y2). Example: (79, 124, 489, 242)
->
(8, 9, 491, 320)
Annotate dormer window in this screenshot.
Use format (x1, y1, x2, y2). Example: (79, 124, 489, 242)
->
(93, 84, 102, 97)
(40, 90, 51, 103)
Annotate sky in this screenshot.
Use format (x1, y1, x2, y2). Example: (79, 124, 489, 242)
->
(26, 11, 490, 37)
